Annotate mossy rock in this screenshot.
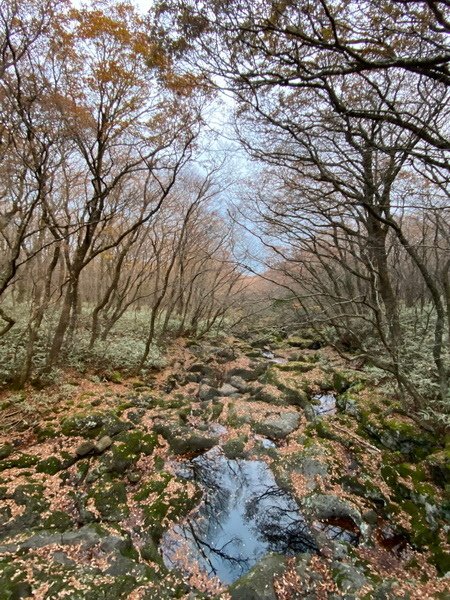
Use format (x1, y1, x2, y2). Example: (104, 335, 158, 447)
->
(35, 424, 58, 442)
(89, 479, 129, 522)
(43, 510, 74, 531)
(134, 472, 173, 501)
(331, 369, 367, 394)
(153, 422, 218, 455)
(423, 449, 450, 487)
(60, 411, 130, 439)
(100, 430, 157, 475)
(0, 560, 31, 600)
(229, 553, 287, 599)
(273, 361, 315, 373)
(371, 417, 436, 460)
(264, 367, 309, 407)
(0, 453, 39, 472)
(223, 436, 247, 459)
(0, 443, 13, 460)
(105, 371, 123, 383)
(286, 336, 320, 349)
(141, 481, 201, 542)
(1, 483, 49, 538)
(36, 456, 64, 475)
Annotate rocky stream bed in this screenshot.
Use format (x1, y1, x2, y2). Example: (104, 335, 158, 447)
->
(0, 334, 449, 598)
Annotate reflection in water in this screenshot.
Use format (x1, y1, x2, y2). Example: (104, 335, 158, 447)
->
(312, 393, 336, 416)
(315, 517, 360, 545)
(261, 350, 288, 364)
(161, 448, 317, 584)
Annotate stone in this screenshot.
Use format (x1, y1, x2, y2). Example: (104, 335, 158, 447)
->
(198, 384, 219, 401)
(127, 471, 141, 483)
(303, 494, 366, 538)
(62, 411, 130, 439)
(153, 422, 218, 455)
(52, 551, 76, 566)
(228, 364, 267, 382)
(216, 347, 235, 361)
(76, 441, 95, 457)
(252, 412, 300, 439)
(95, 436, 113, 453)
(362, 509, 378, 525)
(169, 432, 218, 455)
(229, 553, 286, 600)
(228, 376, 251, 393)
(217, 383, 239, 397)
(0, 443, 13, 460)
(331, 561, 367, 594)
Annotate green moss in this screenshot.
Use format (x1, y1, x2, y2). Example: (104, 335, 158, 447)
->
(264, 367, 309, 406)
(60, 411, 128, 439)
(0, 453, 39, 471)
(274, 361, 315, 373)
(134, 472, 172, 500)
(106, 371, 123, 383)
(141, 538, 165, 565)
(430, 546, 450, 576)
(0, 443, 13, 460)
(36, 456, 63, 475)
(43, 510, 73, 531)
(210, 401, 223, 420)
(0, 559, 31, 600)
(223, 436, 247, 459)
(286, 336, 315, 348)
(89, 480, 129, 521)
(35, 424, 58, 442)
(154, 455, 165, 470)
(136, 473, 200, 542)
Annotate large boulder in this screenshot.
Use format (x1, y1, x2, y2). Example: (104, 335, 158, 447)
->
(229, 554, 287, 600)
(153, 422, 218, 455)
(252, 412, 300, 439)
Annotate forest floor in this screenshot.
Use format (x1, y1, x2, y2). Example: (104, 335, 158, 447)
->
(0, 333, 449, 599)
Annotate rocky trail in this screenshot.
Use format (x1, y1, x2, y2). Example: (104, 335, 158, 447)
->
(0, 334, 448, 599)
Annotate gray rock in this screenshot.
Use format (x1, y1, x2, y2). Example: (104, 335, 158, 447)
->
(153, 422, 218, 455)
(61, 525, 103, 547)
(228, 363, 267, 382)
(228, 376, 251, 393)
(303, 494, 369, 539)
(216, 348, 235, 361)
(169, 432, 218, 455)
(95, 436, 112, 453)
(198, 384, 219, 401)
(331, 561, 367, 593)
(252, 412, 300, 439)
(76, 441, 96, 457)
(230, 553, 286, 600)
(217, 383, 240, 397)
(52, 551, 76, 566)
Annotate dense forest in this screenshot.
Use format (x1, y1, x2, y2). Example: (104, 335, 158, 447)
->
(0, 1, 449, 598)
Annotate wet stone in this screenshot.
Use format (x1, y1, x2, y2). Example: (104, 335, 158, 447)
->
(161, 447, 317, 584)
